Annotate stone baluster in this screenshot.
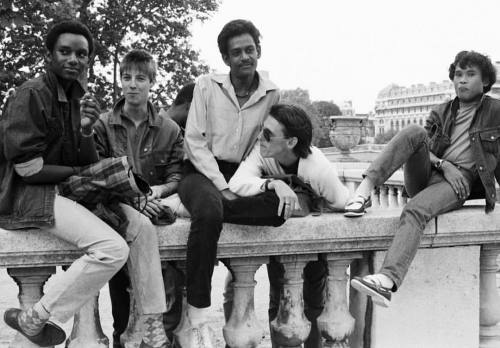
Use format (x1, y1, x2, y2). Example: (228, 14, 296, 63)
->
(371, 188, 380, 209)
(270, 254, 315, 347)
(396, 187, 405, 206)
(479, 245, 500, 347)
(317, 253, 361, 348)
(345, 181, 357, 196)
(223, 256, 267, 348)
(379, 186, 389, 208)
(7, 267, 56, 348)
(66, 295, 108, 348)
(387, 186, 397, 208)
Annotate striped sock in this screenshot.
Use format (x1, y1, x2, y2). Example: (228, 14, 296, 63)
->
(17, 303, 50, 336)
(141, 314, 169, 348)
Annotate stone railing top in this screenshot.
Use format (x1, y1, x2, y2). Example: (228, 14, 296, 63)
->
(0, 204, 499, 268)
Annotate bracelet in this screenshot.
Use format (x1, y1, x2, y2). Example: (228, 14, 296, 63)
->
(81, 127, 94, 138)
(264, 179, 274, 191)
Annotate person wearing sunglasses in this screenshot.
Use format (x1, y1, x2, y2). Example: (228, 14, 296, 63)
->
(227, 103, 350, 347)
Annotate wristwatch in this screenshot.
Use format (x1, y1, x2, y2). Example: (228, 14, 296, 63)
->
(434, 159, 445, 170)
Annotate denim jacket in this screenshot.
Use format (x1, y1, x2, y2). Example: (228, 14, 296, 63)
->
(94, 97, 184, 187)
(0, 71, 85, 229)
(425, 95, 500, 212)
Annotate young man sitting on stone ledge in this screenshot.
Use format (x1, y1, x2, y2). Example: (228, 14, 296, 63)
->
(175, 19, 281, 347)
(0, 20, 131, 347)
(94, 49, 184, 348)
(226, 103, 350, 348)
(346, 50, 500, 308)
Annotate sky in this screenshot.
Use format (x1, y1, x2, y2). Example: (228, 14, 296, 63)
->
(190, 0, 500, 113)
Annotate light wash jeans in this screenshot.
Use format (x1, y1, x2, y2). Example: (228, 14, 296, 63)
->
(364, 125, 475, 290)
(119, 203, 167, 315)
(39, 195, 166, 322)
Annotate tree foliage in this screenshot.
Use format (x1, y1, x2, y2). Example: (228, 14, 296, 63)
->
(280, 88, 339, 148)
(374, 128, 398, 144)
(312, 100, 341, 118)
(0, 0, 218, 110)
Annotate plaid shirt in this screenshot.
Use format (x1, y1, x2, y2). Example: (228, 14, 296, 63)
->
(58, 156, 149, 208)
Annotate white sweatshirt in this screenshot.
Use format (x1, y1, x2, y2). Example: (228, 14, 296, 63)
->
(229, 144, 349, 210)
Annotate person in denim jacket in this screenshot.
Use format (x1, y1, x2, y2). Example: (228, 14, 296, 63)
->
(94, 49, 183, 348)
(345, 51, 500, 308)
(0, 21, 130, 346)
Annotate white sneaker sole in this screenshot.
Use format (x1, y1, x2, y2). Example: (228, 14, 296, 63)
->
(344, 211, 365, 218)
(351, 279, 390, 307)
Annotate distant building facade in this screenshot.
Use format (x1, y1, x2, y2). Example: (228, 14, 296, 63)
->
(375, 61, 500, 136)
(374, 81, 454, 135)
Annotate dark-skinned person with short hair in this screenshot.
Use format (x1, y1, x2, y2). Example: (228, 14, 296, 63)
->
(0, 20, 129, 346)
(176, 19, 280, 347)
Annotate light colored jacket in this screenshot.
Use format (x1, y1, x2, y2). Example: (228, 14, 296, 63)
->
(229, 144, 350, 210)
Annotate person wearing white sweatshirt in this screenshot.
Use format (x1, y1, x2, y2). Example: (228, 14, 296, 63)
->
(226, 103, 349, 348)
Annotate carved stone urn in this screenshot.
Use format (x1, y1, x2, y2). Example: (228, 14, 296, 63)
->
(329, 116, 365, 161)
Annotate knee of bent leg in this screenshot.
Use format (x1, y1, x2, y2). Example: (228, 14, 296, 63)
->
(96, 236, 129, 270)
(400, 202, 431, 230)
(401, 124, 427, 140)
(193, 201, 223, 228)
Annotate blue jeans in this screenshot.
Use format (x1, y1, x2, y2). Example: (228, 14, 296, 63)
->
(364, 125, 475, 290)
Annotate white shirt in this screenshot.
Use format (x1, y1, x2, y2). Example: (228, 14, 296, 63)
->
(229, 144, 350, 210)
(184, 71, 279, 190)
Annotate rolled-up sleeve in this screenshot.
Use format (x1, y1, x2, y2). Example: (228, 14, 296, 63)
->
(164, 128, 184, 184)
(184, 81, 228, 190)
(3, 87, 49, 165)
(93, 117, 110, 160)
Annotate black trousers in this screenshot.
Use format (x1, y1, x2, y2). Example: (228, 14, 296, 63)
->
(178, 160, 285, 308)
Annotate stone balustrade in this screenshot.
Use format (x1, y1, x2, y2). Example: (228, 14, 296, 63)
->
(0, 206, 499, 347)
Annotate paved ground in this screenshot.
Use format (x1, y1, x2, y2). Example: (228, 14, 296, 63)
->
(0, 264, 272, 348)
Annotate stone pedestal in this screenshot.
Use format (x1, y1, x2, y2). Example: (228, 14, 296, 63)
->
(66, 294, 108, 348)
(7, 267, 56, 348)
(223, 257, 266, 348)
(479, 245, 500, 348)
(370, 246, 480, 348)
(317, 253, 360, 348)
(270, 254, 314, 348)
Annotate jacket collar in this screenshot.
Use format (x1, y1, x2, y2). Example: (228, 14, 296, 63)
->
(45, 70, 85, 103)
(109, 96, 161, 127)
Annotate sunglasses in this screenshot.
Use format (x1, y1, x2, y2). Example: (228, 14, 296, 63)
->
(261, 128, 288, 142)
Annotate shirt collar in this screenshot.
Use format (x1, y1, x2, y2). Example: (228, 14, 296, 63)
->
(210, 71, 278, 94)
(110, 96, 161, 127)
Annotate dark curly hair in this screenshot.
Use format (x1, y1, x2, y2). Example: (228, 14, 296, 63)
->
(269, 104, 313, 159)
(173, 82, 195, 105)
(448, 51, 497, 93)
(46, 20, 94, 56)
(217, 19, 261, 56)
